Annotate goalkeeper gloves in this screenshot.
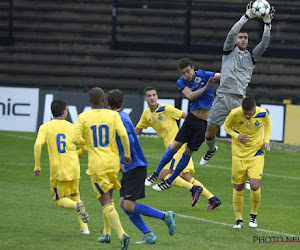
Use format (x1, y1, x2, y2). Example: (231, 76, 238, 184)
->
(245, 1, 256, 19)
(263, 6, 275, 24)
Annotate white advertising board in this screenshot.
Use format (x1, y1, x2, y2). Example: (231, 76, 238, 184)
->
(0, 87, 39, 132)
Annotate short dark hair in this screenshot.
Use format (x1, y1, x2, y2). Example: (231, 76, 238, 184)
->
(143, 86, 157, 96)
(177, 58, 193, 71)
(242, 96, 256, 111)
(238, 30, 248, 34)
(107, 89, 123, 110)
(51, 100, 66, 117)
(89, 87, 105, 105)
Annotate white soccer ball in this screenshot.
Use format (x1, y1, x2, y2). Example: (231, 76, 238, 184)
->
(251, 0, 271, 18)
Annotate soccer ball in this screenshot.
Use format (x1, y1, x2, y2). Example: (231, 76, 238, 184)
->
(251, 0, 270, 18)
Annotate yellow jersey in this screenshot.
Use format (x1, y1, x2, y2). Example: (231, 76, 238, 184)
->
(34, 119, 84, 181)
(136, 104, 183, 149)
(72, 108, 130, 176)
(224, 106, 271, 160)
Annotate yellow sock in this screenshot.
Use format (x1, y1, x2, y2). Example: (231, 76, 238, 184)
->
(70, 195, 88, 231)
(189, 178, 214, 200)
(233, 189, 244, 221)
(102, 208, 111, 235)
(165, 174, 193, 190)
(250, 188, 261, 215)
(55, 197, 77, 208)
(103, 203, 125, 239)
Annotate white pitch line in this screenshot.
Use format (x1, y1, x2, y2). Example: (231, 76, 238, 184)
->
(176, 213, 300, 237)
(0, 132, 35, 140)
(145, 155, 300, 181)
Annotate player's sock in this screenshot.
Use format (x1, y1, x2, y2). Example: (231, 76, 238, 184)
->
(166, 153, 190, 184)
(189, 178, 214, 200)
(233, 189, 244, 221)
(250, 188, 261, 215)
(55, 197, 77, 208)
(206, 136, 216, 152)
(103, 203, 125, 239)
(102, 208, 112, 235)
(154, 146, 177, 176)
(70, 195, 89, 231)
(134, 203, 164, 220)
(164, 174, 193, 190)
(123, 209, 151, 234)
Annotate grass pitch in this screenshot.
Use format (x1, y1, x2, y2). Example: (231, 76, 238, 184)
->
(0, 131, 299, 249)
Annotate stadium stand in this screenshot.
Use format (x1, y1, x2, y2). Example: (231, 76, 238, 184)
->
(0, 0, 299, 103)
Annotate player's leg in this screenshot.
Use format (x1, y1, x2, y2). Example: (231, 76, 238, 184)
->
(123, 166, 175, 237)
(120, 167, 154, 244)
(200, 125, 219, 166)
(232, 159, 247, 229)
(92, 174, 130, 245)
(145, 141, 183, 186)
(153, 114, 206, 191)
(70, 193, 90, 235)
(248, 156, 264, 228)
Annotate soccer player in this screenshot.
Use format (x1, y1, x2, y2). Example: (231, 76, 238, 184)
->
(224, 96, 271, 229)
(200, 1, 275, 166)
(136, 86, 221, 209)
(33, 100, 89, 235)
(72, 87, 131, 249)
(144, 58, 221, 195)
(106, 89, 175, 245)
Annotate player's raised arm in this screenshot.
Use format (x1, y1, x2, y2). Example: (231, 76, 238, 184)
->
(224, 1, 256, 52)
(251, 6, 275, 61)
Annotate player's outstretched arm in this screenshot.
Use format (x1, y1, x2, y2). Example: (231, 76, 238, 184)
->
(223, 2, 253, 51)
(251, 5, 275, 61)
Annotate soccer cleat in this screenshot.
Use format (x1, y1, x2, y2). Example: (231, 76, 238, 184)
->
(200, 146, 218, 166)
(76, 200, 89, 223)
(245, 179, 251, 190)
(249, 214, 257, 228)
(120, 234, 131, 250)
(134, 231, 157, 244)
(152, 180, 171, 191)
(233, 219, 244, 229)
(81, 229, 90, 235)
(206, 196, 222, 210)
(98, 234, 111, 243)
(190, 186, 203, 207)
(164, 211, 176, 236)
(145, 172, 158, 186)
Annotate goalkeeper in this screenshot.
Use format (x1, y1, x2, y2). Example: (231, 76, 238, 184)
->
(200, 1, 275, 166)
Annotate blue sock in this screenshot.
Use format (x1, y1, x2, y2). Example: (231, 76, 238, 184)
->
(134, 203, 164, 220)
(167, 153, 191, 184)
(154, 146, 177, 176)
(123, 209, 151, 234)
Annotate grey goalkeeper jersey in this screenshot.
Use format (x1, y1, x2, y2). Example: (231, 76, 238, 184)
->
(217, 16, 270, 96)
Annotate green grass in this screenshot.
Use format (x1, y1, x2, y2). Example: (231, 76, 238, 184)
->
(0, 131, 299, 249)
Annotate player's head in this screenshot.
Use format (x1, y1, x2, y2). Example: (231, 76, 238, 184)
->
(89, 87, 105, 107)
(236, 31, 248, 51)
(242, 96, 256, 120)
(51, 100, 67, 118)
(143, 86, 158, 107)
(177, 58, 195, 81)
(107, 89, 123, 110)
